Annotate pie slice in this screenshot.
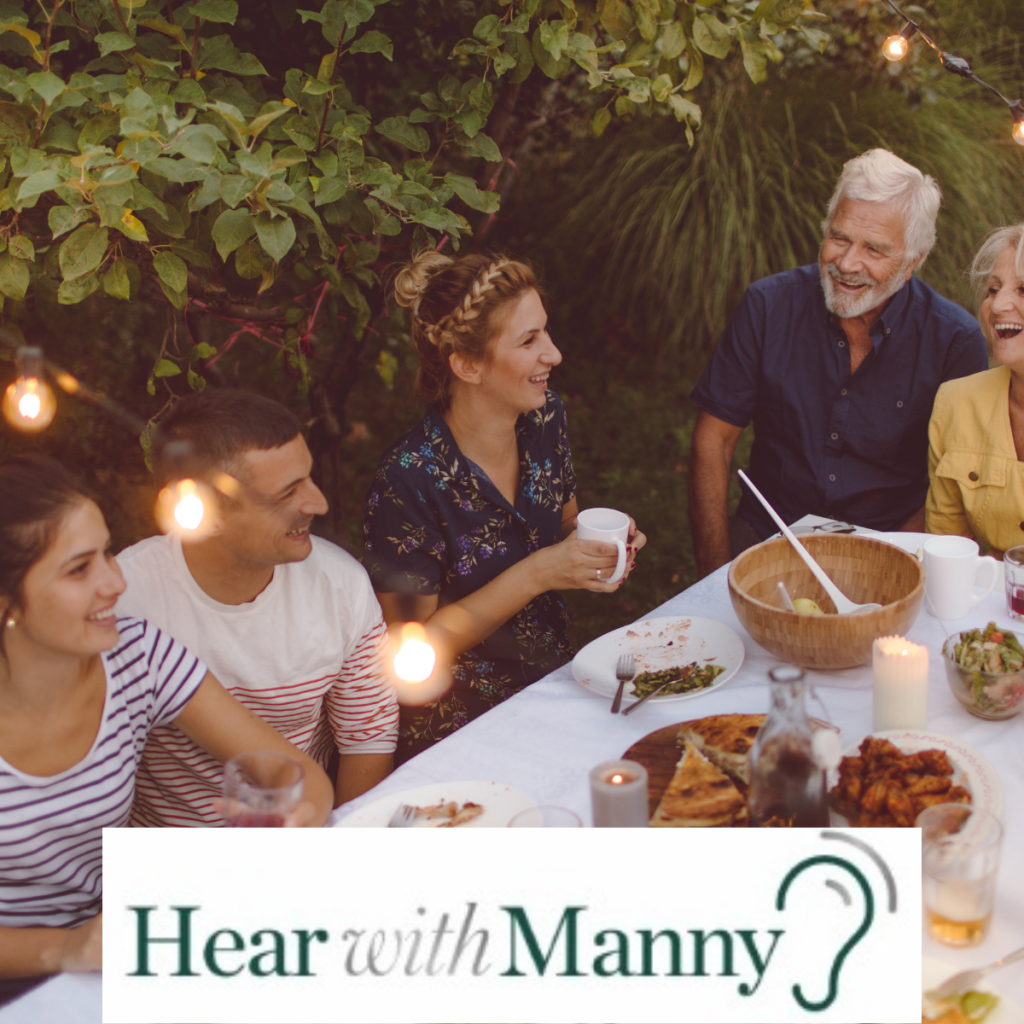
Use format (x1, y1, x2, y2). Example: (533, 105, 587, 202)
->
(650, 739, 748, 827)
(677, 713, 766, 786)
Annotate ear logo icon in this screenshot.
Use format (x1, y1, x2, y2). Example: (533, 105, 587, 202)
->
(775, 831, 899, 1012)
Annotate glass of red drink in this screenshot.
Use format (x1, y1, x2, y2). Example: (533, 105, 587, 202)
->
(1004, 547, 1024, 620)
(222, 751, 304, 827)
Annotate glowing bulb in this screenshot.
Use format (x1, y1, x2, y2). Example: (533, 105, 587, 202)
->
(393, 622, 436, 683)
(173, 479, 205, 530)
(155, 477, 212, 536)
(1013, 120, 1024, 147)
(18, 389, 40, 419)
(883, 34, 909, 61)
(3, 376, 56, 432)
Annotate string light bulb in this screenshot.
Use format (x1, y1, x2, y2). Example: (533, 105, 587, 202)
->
(153, 440, 216, 537)
(1013, 112, 1024, 147)
(155, 476, 213, 536)
(882, 23, 916, 62)
(393, 621, 436, 683)
(2, 347, 56, 432)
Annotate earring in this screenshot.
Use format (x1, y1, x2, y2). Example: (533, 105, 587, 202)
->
(4, 618, 13, 629)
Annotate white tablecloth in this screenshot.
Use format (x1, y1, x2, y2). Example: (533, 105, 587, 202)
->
(6, 525, 1023, 1021)
(330, 528, 1024, 1009)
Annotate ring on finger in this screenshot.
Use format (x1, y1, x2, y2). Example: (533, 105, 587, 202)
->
(595, 568, 604, 581)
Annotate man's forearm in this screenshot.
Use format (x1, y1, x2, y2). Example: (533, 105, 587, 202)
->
(688, 441, 733, 579)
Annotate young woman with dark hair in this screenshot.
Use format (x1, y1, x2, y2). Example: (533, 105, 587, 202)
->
(364, 250, 646, 761)
(0, 456, 333, 1000)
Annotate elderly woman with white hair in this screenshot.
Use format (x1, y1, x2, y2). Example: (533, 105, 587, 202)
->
(927, 225, 1024, 555)
(688, 147, 988, 578)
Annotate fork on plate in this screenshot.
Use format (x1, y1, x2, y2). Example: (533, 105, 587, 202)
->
(387, 803, 416, 828)
(925, 942, 1024, 1001)
(611, 653, 635, 714)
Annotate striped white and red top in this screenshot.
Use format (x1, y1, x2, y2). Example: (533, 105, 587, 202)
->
(116, 535, 399, 827)
(0, 618, 205, 927)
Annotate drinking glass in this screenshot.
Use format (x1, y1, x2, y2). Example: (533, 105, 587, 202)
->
(508, 805, 582, 828)
(1005, 546, 1024, 621)
(222, 751, 304, 827)
(918, 803, 1003, 947)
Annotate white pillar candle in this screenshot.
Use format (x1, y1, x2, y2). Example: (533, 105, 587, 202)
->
(872, 635, 929, 731)
(589, 759, 649, 827)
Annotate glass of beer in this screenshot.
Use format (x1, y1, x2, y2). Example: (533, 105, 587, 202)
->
(222, 751, 304, 827)
(918, 803, 1003, 946)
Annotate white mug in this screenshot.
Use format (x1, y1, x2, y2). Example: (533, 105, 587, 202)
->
(576, 507, 629, 584)
(923, 535, 1000, 620)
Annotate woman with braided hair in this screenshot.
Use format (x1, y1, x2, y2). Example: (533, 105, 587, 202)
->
(364, 249, 646, 762)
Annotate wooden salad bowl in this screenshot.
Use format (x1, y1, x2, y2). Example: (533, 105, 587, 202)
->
(728, 534, 925, 670)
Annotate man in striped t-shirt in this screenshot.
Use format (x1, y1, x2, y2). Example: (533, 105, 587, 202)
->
(116, 390, 398, 826)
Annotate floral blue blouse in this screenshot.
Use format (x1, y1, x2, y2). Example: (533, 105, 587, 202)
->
(363, 392, 577, 761)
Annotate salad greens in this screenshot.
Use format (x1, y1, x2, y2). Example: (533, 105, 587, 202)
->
(952, 621, 1024, 715)
(954, 622, 1024, 673)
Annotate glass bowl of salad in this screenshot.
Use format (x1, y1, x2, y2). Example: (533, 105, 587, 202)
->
(941, 622, 1024, 720)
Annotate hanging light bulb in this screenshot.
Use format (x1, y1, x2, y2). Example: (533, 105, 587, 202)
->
(1013, 117, 1024, 147)
(2, 347, 57, 432)
(393, 621, 436, 683)
(153, 440, 217, 537)
(882, 23, 916, 62)
(155, 476, 214, 535)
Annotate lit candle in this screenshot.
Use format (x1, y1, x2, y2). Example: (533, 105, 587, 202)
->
(589, 759, 648, 827)
(872, 635, 929, 731)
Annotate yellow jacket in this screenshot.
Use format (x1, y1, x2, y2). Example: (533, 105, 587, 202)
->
(926, 365, 1024, 553)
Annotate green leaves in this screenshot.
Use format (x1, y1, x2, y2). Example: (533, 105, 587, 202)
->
(0, 252, 29, 301)
(153, 358, 181, 378)
(538, 20, 569, 63)
(26, 72, 66, 106)
(59, 223, 108, 281)
(7, 234, 33, 261)
(597, 0, 632, 41)
(693, 15, 732, 59)
(255, 211, 296, 262)
(17, 168, 60, 201)
(376, 117, 430, 152)
(0, 103, 30, 147)
(94, 33, 135, 57)
(102, 259, 131, 300)
(444, 173, 498, 214)
(211, 207, 256, 261)
(152, 251, 188, 292)
(190, 0, 239, 24)
(49, 205, 91, 240)
(350, 31, 393, 61)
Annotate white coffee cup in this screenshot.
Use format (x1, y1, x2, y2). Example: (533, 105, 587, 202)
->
(576, 507, 629, 584)
(922, 535, 1001, 620)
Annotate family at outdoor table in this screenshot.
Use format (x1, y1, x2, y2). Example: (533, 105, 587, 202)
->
(1, 144, 1024, 994)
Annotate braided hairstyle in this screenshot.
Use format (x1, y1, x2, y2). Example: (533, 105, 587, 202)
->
(394, 248, 539, 409)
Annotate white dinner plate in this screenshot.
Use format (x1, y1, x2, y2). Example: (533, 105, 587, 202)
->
(334, 781, 536, 828)
(829, 729, 1004, 822)
(571, 616, 745, 704)
(924, 956, 1024, 1022)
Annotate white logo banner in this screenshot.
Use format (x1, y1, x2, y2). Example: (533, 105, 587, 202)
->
(102, 827, 921, 1023)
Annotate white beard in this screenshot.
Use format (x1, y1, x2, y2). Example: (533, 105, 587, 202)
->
(819, 257, 911, 319)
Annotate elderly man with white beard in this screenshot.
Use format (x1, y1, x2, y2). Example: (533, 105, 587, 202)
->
(688, 148, 988, 579)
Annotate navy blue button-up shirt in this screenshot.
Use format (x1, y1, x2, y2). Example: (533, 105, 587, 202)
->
(691, 265, 988, 537)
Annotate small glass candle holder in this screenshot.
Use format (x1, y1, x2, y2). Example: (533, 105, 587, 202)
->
(1005, 547, 1024, 621)
(589, 759, 648, 827)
